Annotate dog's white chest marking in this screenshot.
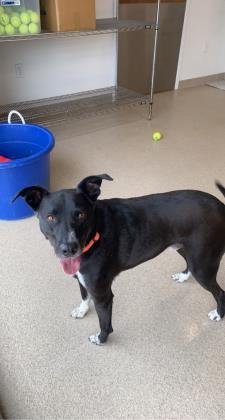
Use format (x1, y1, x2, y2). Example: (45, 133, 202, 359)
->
(169, 244, 183, 251)
(71, 271, 90, 318)
(76, 271, 86, 289)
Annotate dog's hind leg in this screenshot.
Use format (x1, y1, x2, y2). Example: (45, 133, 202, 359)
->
(188, 253, 225, 321)
(71, 275, 91, 319)
(198, 274, 224, 321)
(172, 248, 191, 283)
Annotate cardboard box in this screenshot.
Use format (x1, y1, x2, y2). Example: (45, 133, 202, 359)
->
(40, 0, 96, 32)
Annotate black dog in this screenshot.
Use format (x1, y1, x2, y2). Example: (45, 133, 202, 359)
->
(14, 175, 225, 345)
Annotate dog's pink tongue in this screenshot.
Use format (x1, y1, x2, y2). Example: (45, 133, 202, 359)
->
(60, 256, 81, 275)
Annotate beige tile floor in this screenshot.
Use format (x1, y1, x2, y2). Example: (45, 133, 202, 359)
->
(1, 86, 225, 419)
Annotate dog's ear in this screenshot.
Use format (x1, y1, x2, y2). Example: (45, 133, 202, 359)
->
(77, 174, 113, 201)
(12, 186, 49, 211)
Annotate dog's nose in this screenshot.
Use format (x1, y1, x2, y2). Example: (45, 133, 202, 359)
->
(70, 242, 78, 255)
(60, 242, 78, 257)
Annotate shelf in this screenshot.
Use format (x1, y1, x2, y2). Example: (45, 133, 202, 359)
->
(0, 18, 155, 43)
(0, 87, 149, 126)
(97, 18, 155, 32)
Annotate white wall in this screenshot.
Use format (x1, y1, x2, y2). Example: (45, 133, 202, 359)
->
(176, 0, 225, 86)
(0, 0, 116, 105)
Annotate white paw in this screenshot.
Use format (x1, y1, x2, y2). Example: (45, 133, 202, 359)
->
(71, 300, 89, 319)
(88, 333, 103, 346)
(172, 271, 191, 283)
(208, 309, 221, 321)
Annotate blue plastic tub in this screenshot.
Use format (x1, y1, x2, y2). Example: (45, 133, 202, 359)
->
(0, 111, 55, 220)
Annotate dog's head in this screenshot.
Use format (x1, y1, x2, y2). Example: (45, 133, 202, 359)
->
(13, 174, 113, 274)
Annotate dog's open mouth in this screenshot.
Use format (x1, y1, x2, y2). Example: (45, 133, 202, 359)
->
(59, 256, 81, 275)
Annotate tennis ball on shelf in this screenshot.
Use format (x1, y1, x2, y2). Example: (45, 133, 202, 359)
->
(11, 15, 21, 28)
(18, 6, 26, 13)
(152, 131, 163, 141)
(30, 11, 40, 24)
(28, 22, 39, 34)
(4, 6, 13, 14)
(11, 12, 20, 18)
(5, 23, 15, 35)
(0, 13, 10, 26)
(19, 23, 29, 34)
(20, 12, 31, 24)
(0, 24, 5, 35)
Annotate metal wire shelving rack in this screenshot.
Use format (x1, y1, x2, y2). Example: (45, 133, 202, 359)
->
(0, 1, 161, 125)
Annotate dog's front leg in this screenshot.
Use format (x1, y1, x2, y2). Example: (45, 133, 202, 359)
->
(89, 290, 114, 345)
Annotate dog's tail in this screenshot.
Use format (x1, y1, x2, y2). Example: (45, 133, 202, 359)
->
(216, 181, 225, 198)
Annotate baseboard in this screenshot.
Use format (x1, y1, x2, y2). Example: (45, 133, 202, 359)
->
(178, 73, 225, 89)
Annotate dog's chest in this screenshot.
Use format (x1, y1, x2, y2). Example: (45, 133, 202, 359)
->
(76, 271, 86, 289)
(169, 244, 182, 251)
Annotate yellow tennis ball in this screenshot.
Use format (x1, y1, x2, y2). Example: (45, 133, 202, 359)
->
(11, 12, 20, 18)
(28, 22, 39, 34)
(19, 23, 29, 34)
(0, 24, 5, 35)
(0, 13, 10, 26)
(5, 23, 15, 35)
(11, 15, 21, 28)
(30, 11, 40, 24)
(152, 131, 163, 141)
(20, 11, 30, 24)
(4, 6, 12, 14)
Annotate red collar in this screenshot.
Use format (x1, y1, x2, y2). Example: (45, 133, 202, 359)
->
(82, 232, 100, 254)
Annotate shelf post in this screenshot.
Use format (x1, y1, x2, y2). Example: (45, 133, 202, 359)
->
(112, 0, 119, 102)
(149, 0, 160, 120)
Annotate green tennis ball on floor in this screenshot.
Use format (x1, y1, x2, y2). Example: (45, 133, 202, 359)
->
(19, 23, 29, 34)
(0, 13, 10, 26)
(28, 22, 39, 34)
(152, 131, 163, 141)
(20, 12, 30, 24)
(30, 11, 40, 24)
(11, 15, 21, 28)
(5, 23, 15, 35)
(0, 24, 5, 35)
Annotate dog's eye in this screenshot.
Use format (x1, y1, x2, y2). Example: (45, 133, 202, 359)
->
(77, 212, 86, 220)
(47, 214, 56, 222)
